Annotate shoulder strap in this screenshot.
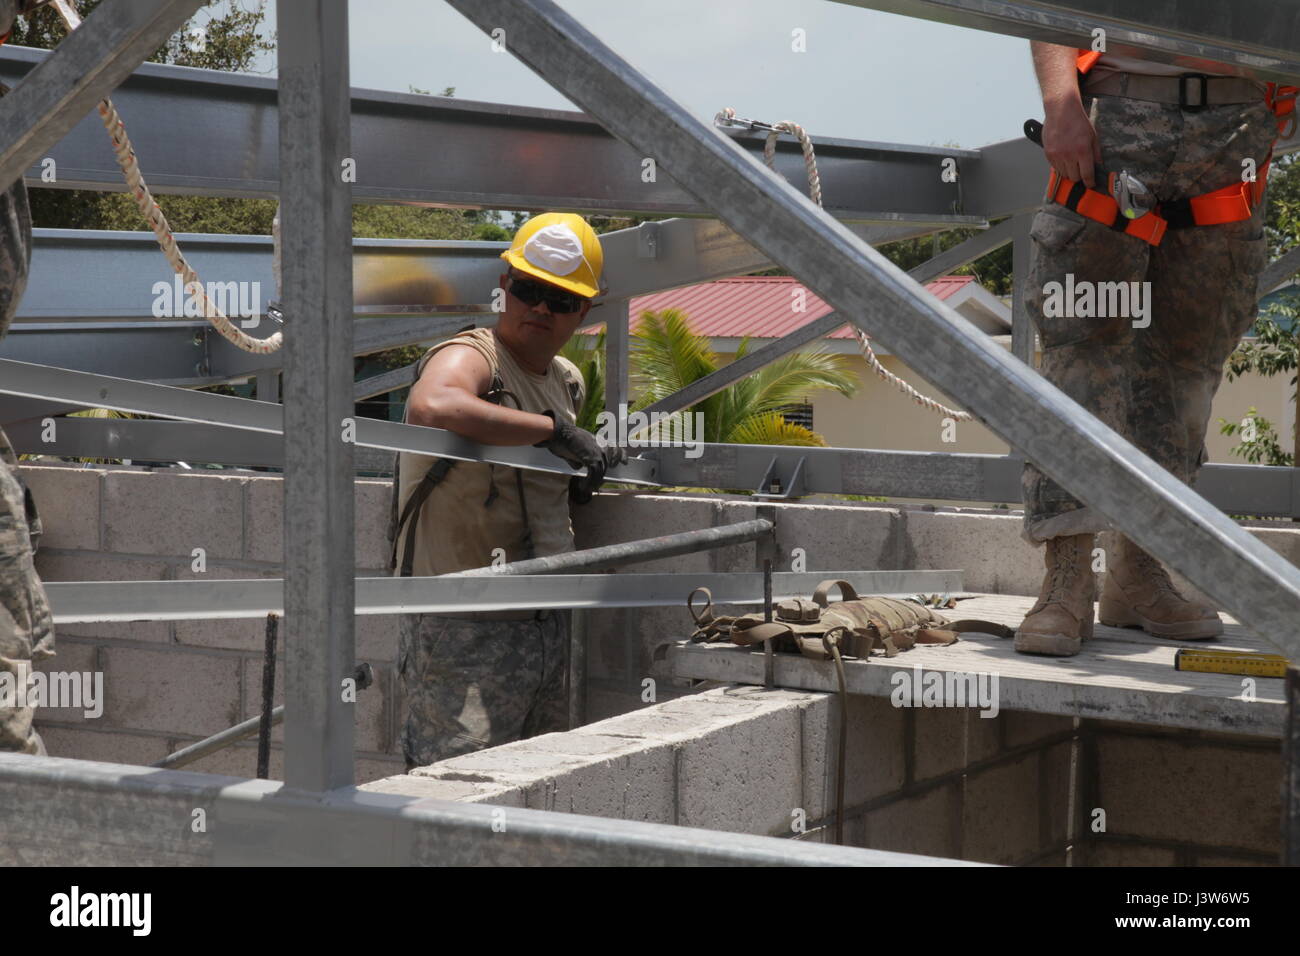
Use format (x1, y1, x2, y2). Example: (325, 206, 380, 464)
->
(387, 365, 508, 576)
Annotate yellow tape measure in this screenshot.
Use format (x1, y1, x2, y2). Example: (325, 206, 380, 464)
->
(1174, 648, 1290, 678)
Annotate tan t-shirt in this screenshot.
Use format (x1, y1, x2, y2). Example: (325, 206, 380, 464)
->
(392, 328, 585, 613)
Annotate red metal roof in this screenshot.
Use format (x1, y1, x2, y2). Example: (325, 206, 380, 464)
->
(591, 275, 976, 340)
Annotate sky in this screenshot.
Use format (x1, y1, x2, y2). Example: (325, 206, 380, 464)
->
(237, 0, 1046, 152)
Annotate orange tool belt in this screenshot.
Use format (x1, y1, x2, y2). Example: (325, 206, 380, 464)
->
(1044, 50, 1298, 246)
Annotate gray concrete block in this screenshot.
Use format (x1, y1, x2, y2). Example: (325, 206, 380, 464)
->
(1003, 709, 1076, 751)
(748, 500, 896, 574)
(911, 706, 967, 782)
(1094, 734, 1280, 854)
(28, 639, 101, 725)
(839, 693, 907, 808)
(354, 479, 392, 571)
(174, 565, 283, 651)
(360, 773, 505, 801)
(358, 613, 400, 662)
(572, 494, 715, 573)
(103, 471, 245, 560)
(1042, 740, 1075, 848)
(242, 476, 283, 563)
(1082, 841, 1178, 866)
(905, 509, 1041, 595)
(102, 646, 241, 736)
(863, 780, 960, 859)
(522, 744, 676, 823)
(183, 740, 276, 779)
(36, 725, 170, 766)
(677, 704, 802, 836)
(962, 752, 1040, 864)
(32, 551, 172, 642)
(19, 465, 101, 550)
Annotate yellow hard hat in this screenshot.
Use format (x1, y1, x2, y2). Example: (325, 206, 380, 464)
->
(500, 212, 603, 299)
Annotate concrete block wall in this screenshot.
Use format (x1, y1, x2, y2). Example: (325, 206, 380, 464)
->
(1075, 721, 1281, 866)
(363, 683, 1080, 864)
(21, 462, 404, 784)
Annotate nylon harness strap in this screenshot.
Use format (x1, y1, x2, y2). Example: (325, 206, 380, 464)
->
(1042, 51, 1299, 245)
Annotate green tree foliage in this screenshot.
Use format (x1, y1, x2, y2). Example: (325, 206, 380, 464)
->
(628, 308, 857, 446)
(1217, 154, 1300, 466)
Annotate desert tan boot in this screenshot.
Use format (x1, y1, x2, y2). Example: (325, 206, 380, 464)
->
(1098, 536, 1223, 639)
(1015, 533, 1096, 657)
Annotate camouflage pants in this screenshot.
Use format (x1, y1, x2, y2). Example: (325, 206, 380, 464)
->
(397, 610, 569, 769)
(0, 427, 54, 755)
(1022, 91, 1278, 542)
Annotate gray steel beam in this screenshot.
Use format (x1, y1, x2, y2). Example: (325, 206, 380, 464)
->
(604, 298, 630, 419)
(0, 753, 976, 866)
(278, 0, 355, 792)
(12, 218, 949, 382)
(43, 570, 965, 622)
(906, 216, 1011, 285)
(0, 0, 206, 188)
(11, 414, 1298, 518)
(355, 364, 416, 402)
(1260, 247, 1300, 297)
(446, 0, 1300, 659)
(0, 44, 976, 222)
(832, 0, 1300, 85)
(453, 518, 775, 578)
(1010, 214, 1034, 364)
(0, 358, 659, 482)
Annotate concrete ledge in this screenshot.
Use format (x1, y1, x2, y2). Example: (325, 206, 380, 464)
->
(0, 754, 967, 866)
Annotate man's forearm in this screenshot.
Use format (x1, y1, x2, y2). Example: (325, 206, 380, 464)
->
(409, 389, 555, 446)
(1031, 41, 1083, 113)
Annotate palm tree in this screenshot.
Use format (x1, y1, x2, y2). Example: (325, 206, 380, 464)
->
(628, 307, 858, 446)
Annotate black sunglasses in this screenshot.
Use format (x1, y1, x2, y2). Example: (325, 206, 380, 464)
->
(507, 274, 588, 314)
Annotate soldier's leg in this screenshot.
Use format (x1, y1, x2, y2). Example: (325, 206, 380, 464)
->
(0, 444, 54, 755)
(521, 611, 570, 739)
(398, 612, 547, 769)
(1020, 94, 1169, 543)
(1098, 101, 1275, 638)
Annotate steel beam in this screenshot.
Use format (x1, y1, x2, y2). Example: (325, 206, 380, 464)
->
(446, 0, 1300, 660)
(604, 298, 630, 420)
(0, 358, 659, 482)
(0, 43, 976, 222)
(11, 416, 1299, 518)
(0, 753, 975, 865)
(43, 570, 965, 622)
(278, 0, 355, 792)
(1260, 247, 1300, 298)
(452, 518, 775, 577)
(0, 0, 206, 189)
(12, 218, 950, 382)
(1010, 214, 1033, 364)
(832, 0, 1300, 85)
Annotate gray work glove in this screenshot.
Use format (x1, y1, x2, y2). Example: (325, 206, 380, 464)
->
(534, 411, 626, 503)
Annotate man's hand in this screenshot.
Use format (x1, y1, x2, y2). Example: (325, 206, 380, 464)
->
(1044, 98, 1102, 188)
(534, 412, 626, 500)
(1031, 40, 1103, 188)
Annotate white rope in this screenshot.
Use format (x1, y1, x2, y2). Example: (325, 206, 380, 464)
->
(716, 107, 972, 422)
(53, 0, 283, 355)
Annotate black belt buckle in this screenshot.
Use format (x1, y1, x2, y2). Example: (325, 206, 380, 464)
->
(1179, 73, 1209, 111)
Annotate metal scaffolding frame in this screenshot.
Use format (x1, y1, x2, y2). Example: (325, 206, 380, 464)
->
(2, 0, 1300, 864)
